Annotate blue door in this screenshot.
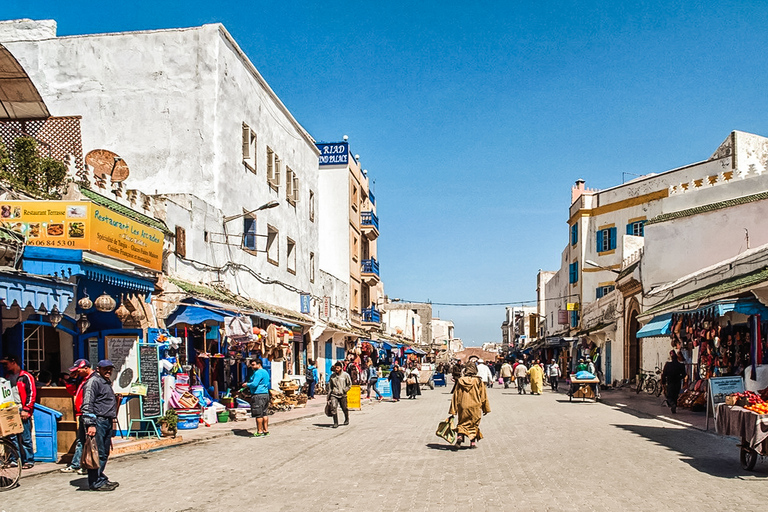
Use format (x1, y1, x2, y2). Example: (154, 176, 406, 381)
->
(605, 341, 612, 384)
(325, 342, 332, 381)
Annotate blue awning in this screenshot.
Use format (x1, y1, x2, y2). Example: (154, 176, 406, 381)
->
(166, 304, 232, 326)
(405, 346, 426, 355)
(636, 313, 673, 338)
(0, 271, 75, 312)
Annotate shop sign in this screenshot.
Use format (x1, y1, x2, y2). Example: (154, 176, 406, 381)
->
(567, 302, 580, 311)
(322, 296, 330, 319)
(558, 310, 568, 325)
(0, 201, 163, 271)
(316, 142, 349, 166)
(300, 293, 311, 314)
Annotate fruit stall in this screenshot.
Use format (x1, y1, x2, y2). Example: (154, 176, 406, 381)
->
(715, 389, 768, 470)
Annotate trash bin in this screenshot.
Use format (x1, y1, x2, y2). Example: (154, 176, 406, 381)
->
(33, 403, 63, 463)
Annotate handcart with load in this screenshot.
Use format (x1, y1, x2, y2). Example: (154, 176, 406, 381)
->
(568, 371, 601, 402)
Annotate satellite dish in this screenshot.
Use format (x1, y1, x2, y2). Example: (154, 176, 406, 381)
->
(85, 149, 130, 182)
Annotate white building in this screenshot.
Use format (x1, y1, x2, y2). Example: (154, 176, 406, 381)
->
(543, 130, 768, 382)
(0, 19, 343, 385)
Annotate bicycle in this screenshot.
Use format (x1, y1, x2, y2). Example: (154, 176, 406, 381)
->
(0, 436, 22, 491)
(636, 368, 660, 395)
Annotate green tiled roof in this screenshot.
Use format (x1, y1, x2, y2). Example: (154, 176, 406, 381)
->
(168, 277, 311, 324)
(646, 191, 768, 226)
(617, 260, 639, 280)
(80, 187, 172, 235)
(642, 267, 768, 317)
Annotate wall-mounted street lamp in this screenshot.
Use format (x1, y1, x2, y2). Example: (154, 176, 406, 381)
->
(223, 200, 279, 223)
(585, 260, 620, 274)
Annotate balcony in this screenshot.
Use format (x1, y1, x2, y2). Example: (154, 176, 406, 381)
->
(362, 306, 381, 325)
(368, 189, 375, 206)
(361, 210, 379, 240)
(361, 258, 380, 285)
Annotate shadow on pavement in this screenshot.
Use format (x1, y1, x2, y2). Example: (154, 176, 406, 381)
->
(230, 429, 253, 437)
(614, 423, 768, 479)
(312, 423, 335, 428)
(426, 443, 456, 451)
(68, 477, 89, 490)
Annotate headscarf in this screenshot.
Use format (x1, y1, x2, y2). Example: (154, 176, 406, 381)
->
(464, 361, 478, 376)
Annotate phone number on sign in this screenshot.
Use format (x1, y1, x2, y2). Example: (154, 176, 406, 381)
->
(27, 240, 78, 247)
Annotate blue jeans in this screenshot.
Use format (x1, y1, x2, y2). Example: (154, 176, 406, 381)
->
(70, 417, 85, 469)
(307, 380, 316, 398)
(366, 379, 382, 399)
(13, 416, 34, 466)
(87, 417, 113, 489)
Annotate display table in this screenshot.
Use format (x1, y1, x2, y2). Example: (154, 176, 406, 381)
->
(568, 375, 601, 402)
(715, 404, 768, 470)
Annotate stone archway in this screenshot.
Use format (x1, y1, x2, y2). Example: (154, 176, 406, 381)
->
(624, 298, 641, 382)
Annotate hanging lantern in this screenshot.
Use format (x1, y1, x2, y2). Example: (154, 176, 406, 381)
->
(131, 306, 145, 322)
(48, 305, 63, 328)
(94, 292, 116, 312)
(114, 295, 131, 324)
(78, 290, 93, 311)
(77, 314, 91, 334)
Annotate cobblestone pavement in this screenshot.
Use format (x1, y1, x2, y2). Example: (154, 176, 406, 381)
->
(3, 384, 767, 512)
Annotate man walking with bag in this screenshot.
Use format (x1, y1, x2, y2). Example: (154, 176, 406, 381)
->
(327, 362, 351, 428)
(60, 359, 95, 474)
(365, 360, 382, 400)
(81, 360, 119, 491)
(1, 355, 36, 470)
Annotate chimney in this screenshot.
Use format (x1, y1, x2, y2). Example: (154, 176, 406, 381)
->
(571, 179, 586, 203)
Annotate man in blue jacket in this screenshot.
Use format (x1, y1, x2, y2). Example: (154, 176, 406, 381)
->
(243, 358, 271, 437)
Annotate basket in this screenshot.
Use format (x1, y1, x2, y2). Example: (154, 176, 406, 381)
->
(217, 411, 229, 423)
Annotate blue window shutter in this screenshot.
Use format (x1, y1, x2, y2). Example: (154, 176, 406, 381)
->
(609, 227, 617, 250)
(626, 223, 632, 235)
(243, 217, 257, 249)
(596, 287, 602, 299)
(597, 230, 603, 252)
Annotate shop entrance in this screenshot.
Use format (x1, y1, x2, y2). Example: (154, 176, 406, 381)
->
(628, 310, 641, 381)
(605, 341, 612, 384)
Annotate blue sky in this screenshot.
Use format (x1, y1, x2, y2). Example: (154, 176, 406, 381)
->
(5, 1, 768, 344)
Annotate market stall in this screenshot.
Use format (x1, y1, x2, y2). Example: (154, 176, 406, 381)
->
(716, 389, 768, 470)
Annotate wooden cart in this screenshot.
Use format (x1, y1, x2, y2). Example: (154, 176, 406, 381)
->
(568, 375, 601, 402)
(715, 404, 768, 470)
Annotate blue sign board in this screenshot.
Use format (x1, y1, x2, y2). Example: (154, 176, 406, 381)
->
(317, 142, 349, 166)
(300, 294, 311, 314)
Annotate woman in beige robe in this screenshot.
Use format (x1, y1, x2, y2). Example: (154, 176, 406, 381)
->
(449, 361, 490, 448)
(528, 363, 544, 395)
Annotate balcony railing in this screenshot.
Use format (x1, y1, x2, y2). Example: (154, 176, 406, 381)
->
(361, 211, 379, 231)
(368, 190, 376, 206)
(362, 306, 381, 324)
(361, 258, 379, 277)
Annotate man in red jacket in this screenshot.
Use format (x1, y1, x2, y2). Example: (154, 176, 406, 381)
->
(60, 359, 94, 474)
(1, 355, 37, 469)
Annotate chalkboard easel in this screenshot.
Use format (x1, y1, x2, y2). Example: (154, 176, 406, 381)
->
(126, 344, 162, 438)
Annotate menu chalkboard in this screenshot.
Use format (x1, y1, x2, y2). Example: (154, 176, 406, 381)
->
(138, 344, 161, 418)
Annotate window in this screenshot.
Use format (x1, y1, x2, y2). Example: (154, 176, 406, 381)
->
(266, 225, 279, 265)
(309, 190, 315, 222)
(286, 237, 296, 274)
(267, 147, 280, 190)
(596, 226, 617, 253)
(175, 226, 186, 258)
(243, 215, 257, 251)
(570, 310, 580, 328)
(309, 252, 315, 283)
(285, 167, 299, 204)
(351, 184, 358, 211)
(569, 261, 579, 284)
(570, 223, 578, 246)
(626, 220, 646, 237)
(242, 124, 256, 171)
(352, 236, 359, 262)
(596, 285, 615, 299)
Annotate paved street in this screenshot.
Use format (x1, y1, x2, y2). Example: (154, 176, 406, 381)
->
(3, 385, 767, 512)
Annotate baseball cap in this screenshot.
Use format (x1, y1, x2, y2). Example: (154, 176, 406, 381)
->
(97, 359, 115, 368)
(477, 359, 484, 363)
(0, 355, 20, 365)
(69, 359, 91, 372)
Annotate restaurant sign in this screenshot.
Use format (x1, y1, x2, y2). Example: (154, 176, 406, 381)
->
(0, 201, 163, 271)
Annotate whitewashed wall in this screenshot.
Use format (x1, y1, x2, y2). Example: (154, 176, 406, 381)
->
(318, 164, 351, 284)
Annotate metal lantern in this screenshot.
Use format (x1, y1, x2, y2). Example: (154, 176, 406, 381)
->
(114, 296, 131, 324)
(48, 305, 63, 328)
(77, 314, 91, 334)
(94, 292, 116, 312)
(131, 305, 145, 322)
(78, 290, 93, 311)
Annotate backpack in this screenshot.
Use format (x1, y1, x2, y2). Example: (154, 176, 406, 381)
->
(305, 365, 315, 381)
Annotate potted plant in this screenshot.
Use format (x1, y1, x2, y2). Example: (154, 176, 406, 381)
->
(158, 409, 178, 438)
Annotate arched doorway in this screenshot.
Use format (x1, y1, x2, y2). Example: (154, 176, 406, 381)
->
(626, 305, 641, 382)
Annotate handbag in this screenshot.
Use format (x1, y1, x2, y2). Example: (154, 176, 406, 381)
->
(324, 400, 334, 417)
(435, 416, 457, 444)
(81, 434, 100, 470)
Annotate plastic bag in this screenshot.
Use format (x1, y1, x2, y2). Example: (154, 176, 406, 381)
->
(81, 434, 100, 470)
(575, 371, 596, 380)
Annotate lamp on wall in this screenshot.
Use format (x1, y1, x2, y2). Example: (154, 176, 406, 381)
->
(77, 314, 90, 334)
(94, 292, 116, 312)
(223, 200, 279, 223)
(48, 305, 63, 329)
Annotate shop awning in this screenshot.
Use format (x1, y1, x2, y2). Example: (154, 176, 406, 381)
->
(636, 313, 673, 338)
(0, 271, 75, 312)
(405, 346, 426, 355)
(251, 310, 301, 329)
(0, 43, 50, 120)
(166, 304, 232, 326)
